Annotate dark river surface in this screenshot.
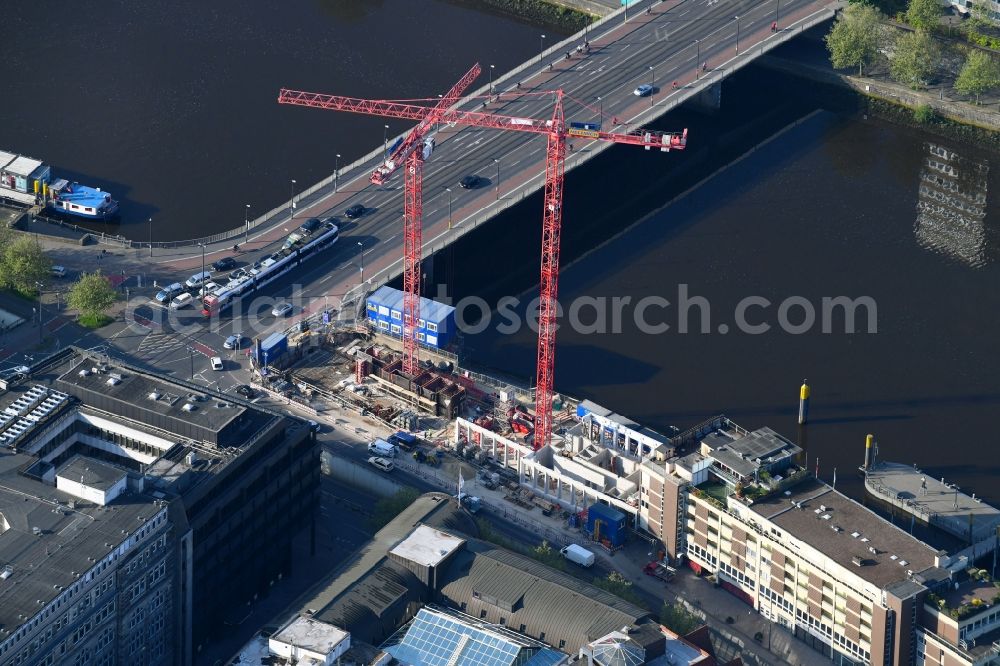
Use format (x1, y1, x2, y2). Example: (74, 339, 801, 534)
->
(3, 2, 998, 510)
(0, 0, 548, 241)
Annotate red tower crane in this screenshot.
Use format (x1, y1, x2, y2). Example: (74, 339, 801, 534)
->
(279, 67, 687, 450)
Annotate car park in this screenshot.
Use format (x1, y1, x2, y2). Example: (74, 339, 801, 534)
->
(271, 302, 293, 317)
(344, 204, 364, 219)
(185, 271, 213, 289)
(367, 456, 394, 472)
(210, 356, 224, 371)
(223, 334, 246, 350)
(459, 175, 481, 189)
(155, 283, 184, 303)
(633, 84, 653, 97)
(50, 265, 67, 278)
(170, 293, 194, 310)
(212, 257, 237, 271)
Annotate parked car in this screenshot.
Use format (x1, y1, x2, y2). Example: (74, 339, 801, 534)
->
(271, 302, 293, 317)
(185, 271, 213, 289)
(633, 84, 654, 97)
(210, 356, 224, 371)
(170, 293, 194, 310)
(50, 265, 67, 278)
(212, 257, 237, 271)
(344, 204, 365, 219)
(155, 283, 184, 303)
(223, 334, 246, 350)
(198, 282, 220, 297)
(368, 456, 394, 472)
(299, 217, 322, 234)
(459, 175, 481, 189)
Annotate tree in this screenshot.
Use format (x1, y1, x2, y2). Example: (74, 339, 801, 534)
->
(592, 571, 645, 606)
(906, 0, 941, 31)
(660, 602, 703, 635)
(955, 50, 1000, 104)
(890, 31, 939, 89)
(825, 4, 886, 75)
(369, 487, 420, 530)
(0, 236, 51, 296)
(532, 540, 566, 571)
(968, 2, 993, 31)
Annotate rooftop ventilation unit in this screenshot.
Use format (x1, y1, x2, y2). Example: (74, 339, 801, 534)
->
(78, 369, 90, 377)
(148, 392, 160, 401)
(182, 403, 196, 412)
(106, 377, 120, 386)
(851, 532, 861, 538)
(0, 565, 12, 580)
(820, 505, 827, 512)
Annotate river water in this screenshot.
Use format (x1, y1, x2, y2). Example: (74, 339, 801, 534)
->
(444, 65, 1000, 507)
(0, 0, 548, 241)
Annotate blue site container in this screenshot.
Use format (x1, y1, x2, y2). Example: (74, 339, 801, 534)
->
(253, 332, 287, 365)
(586, 503, 626, 547)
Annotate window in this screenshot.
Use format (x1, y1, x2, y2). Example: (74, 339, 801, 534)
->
(417, 332, 425, 342)
(390, 310, 401, 321)
(390, 324, 401, 335)
(480, 609, 487, 619)
(418, 319, 426, 328)
(378, 321, 389, 331)
(426, 322, 438, 332)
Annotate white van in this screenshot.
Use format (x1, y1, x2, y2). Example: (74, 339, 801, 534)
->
(368, 456, 394, 472)
(185, 271, 213, 289)
(367, 439, 396, 458)
(170, 292, 194, 309)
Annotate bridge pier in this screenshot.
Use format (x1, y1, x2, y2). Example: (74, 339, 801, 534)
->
(688, 81, 723, 113)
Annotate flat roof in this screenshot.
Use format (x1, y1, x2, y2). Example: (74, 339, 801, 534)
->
(0, 450, 157, 640)
(746, 477, 941, 589)
(272, 616, 348, 656)
(3, 156, 44, 177)
(56, 456, 127, 491)
(389, 524, 465, 568)
(0, 151, 16, 170)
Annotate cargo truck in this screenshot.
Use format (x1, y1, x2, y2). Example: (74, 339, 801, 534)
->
(560, 544, 595, 568)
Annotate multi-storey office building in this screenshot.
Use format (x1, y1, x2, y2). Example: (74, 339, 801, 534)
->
(0, 348, 317, 665)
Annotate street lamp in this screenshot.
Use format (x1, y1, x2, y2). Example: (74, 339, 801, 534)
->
(775, 0, 780, 27)
(539, 34, 546, 62)
(695, 39, 701, 79)
(735, 16, 740, 53)
(445, 187, 453, 229)
(148, 217, 153, 257)
(383, 124, 390, 161)
(596, 95, 603, 123)
(624, 0, 629, 21)
(244, 204, 251, 245)
(494, 159, 500, 200)
(357, 240, 365, 284)
(489, 64, 495, 97)
(289, 179, 297, 221)
(649, 66, 654, 106)
(334, 153, 341, 192)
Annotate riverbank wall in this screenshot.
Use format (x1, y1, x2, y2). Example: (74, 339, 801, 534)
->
(458, 0, 603, 31)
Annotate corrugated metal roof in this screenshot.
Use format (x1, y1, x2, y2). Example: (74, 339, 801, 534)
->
(0, 151, 17, 170)
(368, 285, 454, 324)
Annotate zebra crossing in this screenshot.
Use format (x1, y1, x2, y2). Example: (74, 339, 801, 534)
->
(136, 331, 186, 361)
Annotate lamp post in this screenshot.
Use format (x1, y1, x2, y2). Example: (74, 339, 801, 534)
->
(596, 95, 603, 123)
(489, 64, 495, 97)
(649, 66, 654, 106)
(624, 0, 629, 21)
(244, 204, 250, 245)
(539, 34, 546, 62)
(189, 347, 195, 380)
(148, 217, 153, 257)
(695, 39, 701, 79)
(334, 153, 341, 192)
(775, 0, 780, 27)
(357, 241, 365, 285)
(445, 187, 453, 229)
(199, 243, 206, 284)
(494, 159, 500, 200)
(383, 124, 390, 161)
(735, 16, 740, 53)
(289, 179, 297, 221)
